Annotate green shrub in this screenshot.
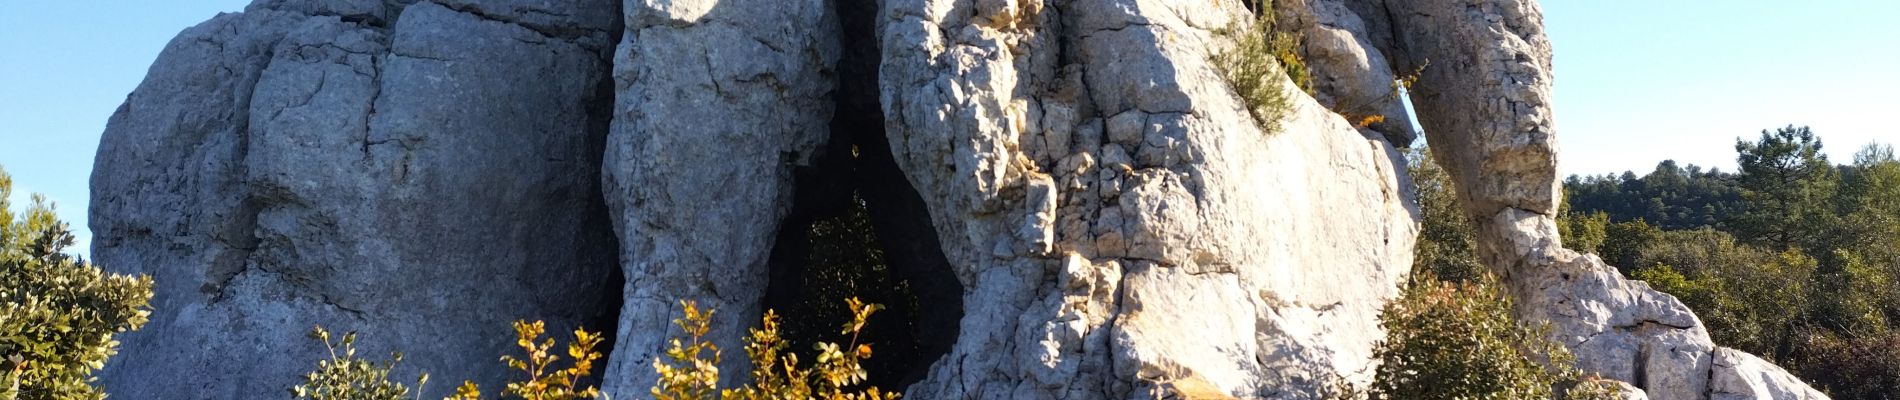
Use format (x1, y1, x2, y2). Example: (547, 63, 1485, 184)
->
(291, 321, 604, 400)
(0, 167, 154, 400)
(1341, 275, 1613, 400)
(291, 327, 425, 400)
(1558, 210, 1610, 254)
(1212, 3, 1306, 133)
(652, 298, 896, 400)
(1408, 147, 1486, 284)
(1792, 329, 1900, 399)
(1353, 150, 1618, 399)
(1600, 219, 1661, 272)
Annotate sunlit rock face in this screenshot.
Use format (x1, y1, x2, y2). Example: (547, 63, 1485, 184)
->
(88, 0, 1824, 399)
(872, 1, 1415, 398)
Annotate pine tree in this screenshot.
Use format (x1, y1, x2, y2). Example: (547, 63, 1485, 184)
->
(1732, 126, 1838, 251)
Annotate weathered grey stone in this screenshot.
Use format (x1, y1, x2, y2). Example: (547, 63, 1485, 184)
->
(1711, 348, 1829, 400)
(877, 1, 1416, 398)
(1274, 0, 1416, 146)
(596, 0, 842, 397)
(90, 1, 621, 398)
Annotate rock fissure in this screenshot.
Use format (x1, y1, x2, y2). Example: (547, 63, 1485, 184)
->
(426, 0, 608, 46)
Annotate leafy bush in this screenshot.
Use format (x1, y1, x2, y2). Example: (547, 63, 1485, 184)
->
(1792, 329, 1900, 399)
(292, 327, 425, 400)
(1630, 232, 1814, 361)
(0, 167, 154, 400)
(1408, 147, 1485, 284)
(1341, 275, 1613, 400)
(1558, 210, 1609, 254)
(1346, 148, 1618, 399)
(291, 321, 604, 400)
(1599, 219, 1661, 273)
(652, 298, 896, 400)
(1212, 2, 1306, 133)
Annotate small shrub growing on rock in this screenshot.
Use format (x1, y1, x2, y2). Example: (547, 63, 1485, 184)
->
(1332, 151, 1623, 399)
(652, 298, 896, 400)
(1212, 2, 1306, 133)
(0, 167, 154, 400)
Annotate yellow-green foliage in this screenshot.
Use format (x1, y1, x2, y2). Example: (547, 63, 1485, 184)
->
(1212, 3, 1306, 133)
(292, 327, 424, 400)
(0, 166, 154, 400)
(652, 298, 897, 400)
(464, 321, 605, 400)
(293, 321, 604, 400)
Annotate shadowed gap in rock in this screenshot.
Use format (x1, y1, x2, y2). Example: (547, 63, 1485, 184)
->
(758, 0, 961, 391)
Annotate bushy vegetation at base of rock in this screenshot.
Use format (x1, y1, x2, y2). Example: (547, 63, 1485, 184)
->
(285, 298, 894, 400)
(0, 167, 154, 400)
(1334, 148, 1619, 400)
(652, 298, 896, 400)
(291, 320, 605, 400)
(1344, 275, 1617, 400)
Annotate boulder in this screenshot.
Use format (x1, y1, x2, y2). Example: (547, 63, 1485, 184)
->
(877, 1, 1416, 397)
(89, 1, 622, 398)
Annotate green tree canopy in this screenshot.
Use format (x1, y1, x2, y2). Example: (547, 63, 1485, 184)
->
(1732, 126, 1839, 251)
(0, 166, 154, 400)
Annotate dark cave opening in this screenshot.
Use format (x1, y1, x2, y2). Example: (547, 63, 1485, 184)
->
(757, 0, 962, 390)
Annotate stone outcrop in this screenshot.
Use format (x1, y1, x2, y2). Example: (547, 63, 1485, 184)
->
(89, 1, 623, 398)
(875, 1, 1415, 397)
(596, 0, 842, 394)
(86, 0, 1831, 399)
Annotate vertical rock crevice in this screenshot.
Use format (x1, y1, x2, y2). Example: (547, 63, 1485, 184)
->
(757, 0, 963, 391)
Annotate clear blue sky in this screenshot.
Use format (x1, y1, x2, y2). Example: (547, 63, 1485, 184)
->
(1, 2, 1895, 254)
(1, 1, 249, 254)
(1543, 1, 1899, 177)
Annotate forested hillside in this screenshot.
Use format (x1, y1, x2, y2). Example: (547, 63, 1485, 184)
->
(1559, 126, 1900, 398)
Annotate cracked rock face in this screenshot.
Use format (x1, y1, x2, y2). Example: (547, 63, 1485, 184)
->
(89, 1, 622, 398)
(876, 0, 1415, 397)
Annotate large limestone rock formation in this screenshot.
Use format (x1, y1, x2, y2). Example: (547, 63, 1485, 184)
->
(87, 0, 1831, 399)
(90, 1, 623, 398)
(596, 0, 842, 394)
(872, 0, 1415, 398)
(870, 1, 1421, 398)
